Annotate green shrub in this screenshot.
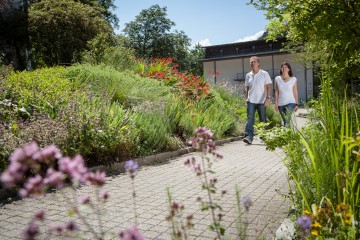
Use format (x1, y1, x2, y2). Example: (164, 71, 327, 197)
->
(2, 67, 77, 119)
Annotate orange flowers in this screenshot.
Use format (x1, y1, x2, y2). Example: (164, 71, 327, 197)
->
(136, 58, 210, 101)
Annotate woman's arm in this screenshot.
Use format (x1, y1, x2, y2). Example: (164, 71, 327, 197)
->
(293, 78, 299, 111)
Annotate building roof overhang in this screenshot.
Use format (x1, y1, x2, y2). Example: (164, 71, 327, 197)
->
(200, 37, 288, 62)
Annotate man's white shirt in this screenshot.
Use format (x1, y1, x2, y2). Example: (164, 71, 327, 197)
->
(245, 69, 272, 104)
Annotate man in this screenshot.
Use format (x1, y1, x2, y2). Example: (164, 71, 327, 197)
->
(243, 56, 272, 144)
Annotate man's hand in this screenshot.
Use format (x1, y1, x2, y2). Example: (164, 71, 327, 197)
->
(264, 98, 270, 107)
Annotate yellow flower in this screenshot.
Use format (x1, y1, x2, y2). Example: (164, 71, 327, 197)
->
(312, 222, 322, 228)
(311, 230, 319, 236)
(345, 219, 351, 225)
(304, 210, 311, 215)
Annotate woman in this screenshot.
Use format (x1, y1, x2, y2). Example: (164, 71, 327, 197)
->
(274, 62, 299, 127)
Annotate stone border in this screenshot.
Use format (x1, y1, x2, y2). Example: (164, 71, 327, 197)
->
(0, 136, 243, 201)
(90, 136, 243, 174)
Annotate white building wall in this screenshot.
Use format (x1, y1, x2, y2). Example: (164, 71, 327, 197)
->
(203, 53, 313, 103)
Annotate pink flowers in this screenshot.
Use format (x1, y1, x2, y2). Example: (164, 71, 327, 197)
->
(0, 142, 106, 197)
(187, 127, 223, 158)
(118, 225, 144, 240)
(1, 142, 148, 240)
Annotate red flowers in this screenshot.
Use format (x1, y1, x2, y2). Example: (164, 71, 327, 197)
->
(135, 58, 211, 101)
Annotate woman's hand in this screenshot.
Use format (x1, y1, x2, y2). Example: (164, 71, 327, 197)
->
(275, 102, 279, 112)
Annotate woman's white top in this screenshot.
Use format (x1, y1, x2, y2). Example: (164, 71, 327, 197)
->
(275, 76, 297, 106)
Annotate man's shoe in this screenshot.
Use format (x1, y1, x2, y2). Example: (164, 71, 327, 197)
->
(243, 137, 252, 144)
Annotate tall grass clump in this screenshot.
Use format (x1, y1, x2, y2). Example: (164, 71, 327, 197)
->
(63, 64, 170, 107)
(281, 78, 359, 238)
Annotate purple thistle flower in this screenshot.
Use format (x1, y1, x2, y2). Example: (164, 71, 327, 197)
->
(296, 214, 311, 235)
(118, 225, 144, 240)
(125, 160, 139, 179)
(241, 195, 253, 211)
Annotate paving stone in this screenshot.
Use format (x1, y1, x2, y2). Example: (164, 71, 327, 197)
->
(0, 131, 306, 239)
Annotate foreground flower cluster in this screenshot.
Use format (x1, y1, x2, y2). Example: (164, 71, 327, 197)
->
(0, 142, 143, 240)
(0, 127, 256, 240)
(1, 142, 106, 195)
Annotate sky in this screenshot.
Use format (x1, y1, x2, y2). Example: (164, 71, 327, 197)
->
(113, 0, 269, 47)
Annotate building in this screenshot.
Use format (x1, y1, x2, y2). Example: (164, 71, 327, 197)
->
(200, 37, 314, 103)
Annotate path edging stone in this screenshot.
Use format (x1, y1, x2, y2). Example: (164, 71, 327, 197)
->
(0, 136, 243, 200)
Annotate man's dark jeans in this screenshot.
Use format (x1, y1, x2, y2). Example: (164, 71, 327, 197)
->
(244, 102, 266, 141)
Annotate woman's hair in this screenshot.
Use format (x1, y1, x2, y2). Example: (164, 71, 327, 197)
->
(280, 62, 293, 77)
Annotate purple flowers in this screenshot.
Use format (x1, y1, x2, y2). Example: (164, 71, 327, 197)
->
(296, 214, 312, 235)
(125, 160, 139, 179)
(241, 195, 253, 212)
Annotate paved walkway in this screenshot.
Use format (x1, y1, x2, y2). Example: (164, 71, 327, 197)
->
(0, 110, 310, 240)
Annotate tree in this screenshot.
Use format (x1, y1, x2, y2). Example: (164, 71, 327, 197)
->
(81, 34, 136, 72)
(0, 0, 118, 70)
(250, 0, 360, 88)
(0, 0, 31, 70)
(184, 44, 205, 76)
(79, 0, 119, 28)
(29, 0, 113, 66)
(123, 4, 191, 70)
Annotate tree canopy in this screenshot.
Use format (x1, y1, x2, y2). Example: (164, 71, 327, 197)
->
(123, 4, 192, 72)
(0, 0, 117, 69)
(251, 0, 360, 86)
(29, 0, 113, 67)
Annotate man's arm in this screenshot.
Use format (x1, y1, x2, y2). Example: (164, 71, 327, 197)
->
(244, 86, 249, 100)
(264, 83, 271, 107)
